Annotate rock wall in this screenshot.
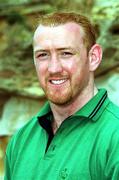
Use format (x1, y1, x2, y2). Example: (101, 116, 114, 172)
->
(0, 0, 119, 178)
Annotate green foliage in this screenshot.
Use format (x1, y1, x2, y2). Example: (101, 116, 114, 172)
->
(0, 0, 32, 5)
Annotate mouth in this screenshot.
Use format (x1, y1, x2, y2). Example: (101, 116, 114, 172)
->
(49, 79, 67, 85)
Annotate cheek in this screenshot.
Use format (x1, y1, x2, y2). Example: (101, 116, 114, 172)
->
(35, 62, 48, 82)
(72, 63, 89, 82)
(35, 61, 47, 73)
(62, 60, 78, 74)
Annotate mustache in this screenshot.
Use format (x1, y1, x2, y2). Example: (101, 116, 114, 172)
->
(47, 73, 69, 80)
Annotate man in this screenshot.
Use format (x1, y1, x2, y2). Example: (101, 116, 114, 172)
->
(4, 12, 119, 180)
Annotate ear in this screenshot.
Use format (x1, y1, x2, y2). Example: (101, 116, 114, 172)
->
(88, 44, 102, 71)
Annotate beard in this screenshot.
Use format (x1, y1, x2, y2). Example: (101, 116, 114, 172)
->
(40, 69, 90, 106)
(43, 84, 73, 105)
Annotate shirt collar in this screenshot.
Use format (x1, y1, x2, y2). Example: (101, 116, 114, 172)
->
(37, 88, 109, 123)
(73, 88, 109, 121)
(37, 101, 51, 118)
(37, 102, 53, 136)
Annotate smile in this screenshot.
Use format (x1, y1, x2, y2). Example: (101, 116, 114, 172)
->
(50, 79, 67, 85)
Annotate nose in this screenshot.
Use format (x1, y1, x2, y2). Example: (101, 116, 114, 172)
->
(48, 54, 63, 74)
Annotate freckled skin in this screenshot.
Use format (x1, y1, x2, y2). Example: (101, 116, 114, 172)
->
(33, 23, 94, 105)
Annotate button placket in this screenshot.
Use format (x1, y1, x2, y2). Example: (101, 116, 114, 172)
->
(44, 121, 66, 157)
(45, 137, 59, 157)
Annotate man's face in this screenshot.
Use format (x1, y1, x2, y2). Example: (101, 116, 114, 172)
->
(33, 22, 91, 105)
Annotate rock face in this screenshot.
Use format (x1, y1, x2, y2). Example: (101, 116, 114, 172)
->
(0, 96, 46, 135)
(92, 1, 119, 105)
(0, 0, 119, 102)
(0, 0, 119, 178)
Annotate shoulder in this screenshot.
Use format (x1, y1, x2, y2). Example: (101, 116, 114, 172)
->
(6, 102, 50, 156)
(99, 100, 119, 142)
(9, 101, 50, 142)
(6, 115, 39, 156)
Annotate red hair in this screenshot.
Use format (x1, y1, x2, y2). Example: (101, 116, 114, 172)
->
(36, 12, 96, 52)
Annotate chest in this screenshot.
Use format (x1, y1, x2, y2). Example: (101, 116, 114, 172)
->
(12, 119, 108, 180)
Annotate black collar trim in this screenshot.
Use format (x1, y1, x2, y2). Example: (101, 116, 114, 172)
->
(88, 91, 107, 119)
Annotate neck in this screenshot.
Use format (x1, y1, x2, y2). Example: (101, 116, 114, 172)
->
(50, 84, 98, 133)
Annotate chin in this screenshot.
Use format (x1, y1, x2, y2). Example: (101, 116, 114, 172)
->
(47, 95, 72, 106)
(44, 88, 74, 105)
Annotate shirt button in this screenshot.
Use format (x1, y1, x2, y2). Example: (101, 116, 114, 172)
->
(51, 145, 56, 151)
(60, 168, 68, 179)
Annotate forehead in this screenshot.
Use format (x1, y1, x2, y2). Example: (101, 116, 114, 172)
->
(34, 22, 84, 40)
(33, 23, 85, 52)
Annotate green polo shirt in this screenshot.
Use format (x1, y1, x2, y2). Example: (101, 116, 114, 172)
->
(4, 89, 119, 180)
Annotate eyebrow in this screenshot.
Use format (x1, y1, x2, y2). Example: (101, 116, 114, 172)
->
(34, 47, 74, 54)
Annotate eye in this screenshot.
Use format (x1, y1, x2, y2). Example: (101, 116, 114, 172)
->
(36, 52, 50, 60)
(60, 51, 73, 58)
(38, 53, 47, 57)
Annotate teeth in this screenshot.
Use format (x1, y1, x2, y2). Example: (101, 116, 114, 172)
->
(51, 79, 66, 85)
